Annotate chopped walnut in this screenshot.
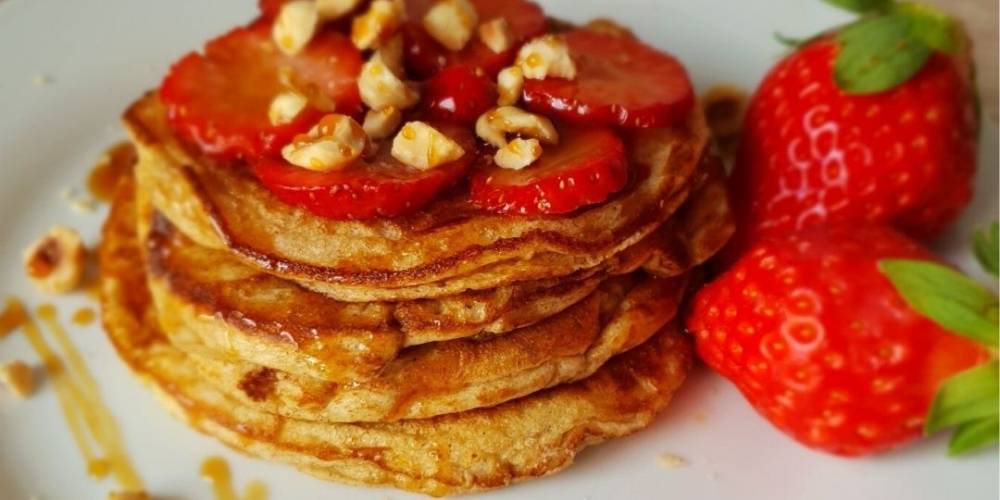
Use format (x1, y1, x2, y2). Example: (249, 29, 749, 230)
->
(496, 66, 524, 106)
(363, 107, 404, 140)
(479, 17, 515, 53)
(494, 138, 542, 170)
(391, 121, 466, 170)
(316, 0, 363, 20)
(272, 0, 319, 55)
(267, 90, 309, 126)
(281, 114, 368, 171)
(23, 226, 87, 294)
(515, 35, 577, 80)
(351, 0, 404, 50)
(358, 56, 420, 111)
(423, 0, 479, 51)
(475, 106, 558, 148)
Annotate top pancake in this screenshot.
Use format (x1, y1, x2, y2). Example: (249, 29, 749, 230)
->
(126, 93, 710, 301)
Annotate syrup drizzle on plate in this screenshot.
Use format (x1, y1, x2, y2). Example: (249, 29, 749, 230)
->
(200, 456, 269, 500)
(72, 306, 97, 327)
(87, 142, 136, 203)
(1, 298, 144, 491)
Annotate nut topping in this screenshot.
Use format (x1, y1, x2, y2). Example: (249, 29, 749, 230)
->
(281, 114, 368, 171)
(496, 66, 524, 106)
(351, 0, 404, 50)
(475, 105, 558, 148)
(267, 90, 309, 126)
(423, 0, 479, 51)
(494, 137, 543, 170)
(22, 226, 86, 294)
(358, 56, 420, 111)
(363, 106, 403, 139)
(478, 17, 515, 53)
(316, 0, 363, 20)
(515, 34, 577, 80)
(272, 0, 319, 55)
(391, 121, 466, 170)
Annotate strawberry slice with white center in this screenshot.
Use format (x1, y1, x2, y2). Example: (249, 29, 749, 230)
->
(522, 30, 694, 128)
(403, 0, 547, 79)
(469, 127, 628, 215)
(160, 21, 363, 161)
(253, 123, 475, 220)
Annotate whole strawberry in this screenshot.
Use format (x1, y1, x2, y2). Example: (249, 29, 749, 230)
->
(729, 0, 978, 253)
(687, 224, 994, 456)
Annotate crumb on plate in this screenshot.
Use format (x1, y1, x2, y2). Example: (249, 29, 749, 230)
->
(656, 453, 687, 469)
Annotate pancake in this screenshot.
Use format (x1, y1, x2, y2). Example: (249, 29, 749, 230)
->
(107, 179, 686, 421)
(185, 270, 685, 422)
(99, 212, 693, 494)
(126, 93, 711, 301)
(128, 160, 731, 383)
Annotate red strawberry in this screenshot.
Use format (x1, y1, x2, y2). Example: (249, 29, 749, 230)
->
(402, 0, 546, 79)
(687, 224, 990, 456)
(469, 126, 627, 215)
(728, 7, 977, 256)
(258, 0, 286, 18)
(253, 123, 475, 220)
(160, 21, 363, 161)
(522, 30, 694, 128)
(422, 64, 497, 124)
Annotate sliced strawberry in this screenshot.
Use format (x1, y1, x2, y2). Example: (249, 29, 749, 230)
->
(258, 0, 286, 18)
(470, 127, 628, 215)
(423, 64, 497, 124)
(403, 0, 546, 79)
(253, 124, 475, 220)
(160, 21, 363, 161)
(523, 30, 694, 128)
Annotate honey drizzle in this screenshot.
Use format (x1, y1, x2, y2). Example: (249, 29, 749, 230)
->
(242, 481, 269, 500)
(200, 456, 268, 500)
(1, 298, 144, 490)
(0, 300, 24, 338)
(4, 299, 100, 468)
(72, 307, 97, 327)
(87, 142, 135, 203)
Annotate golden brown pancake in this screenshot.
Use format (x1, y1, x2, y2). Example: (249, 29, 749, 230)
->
(102, 175, 686, 420)
(125, 160, 731, 383)
(126, 93, 711, 301)
(99, 206, 693, 494)
(181, 271, 686, 422)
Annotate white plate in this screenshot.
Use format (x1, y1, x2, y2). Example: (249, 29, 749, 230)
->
(0, 0, 996, 498)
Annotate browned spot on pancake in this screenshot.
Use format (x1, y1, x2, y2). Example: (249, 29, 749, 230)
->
(238, 368, 278, 402)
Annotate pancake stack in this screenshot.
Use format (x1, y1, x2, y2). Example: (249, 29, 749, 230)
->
(98, 17, 733, 496)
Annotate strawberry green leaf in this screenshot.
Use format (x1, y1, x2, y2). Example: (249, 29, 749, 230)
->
(822, 0, 892, 14)
(925, 361, 998, 435)
(973, 221, 999, 277)
(834, 14, 931, 94)
(894, 2, 960, 53)
(879, 259, 999, 347)
(948, 415, 999, 456)
(774, 32, 808, 48)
